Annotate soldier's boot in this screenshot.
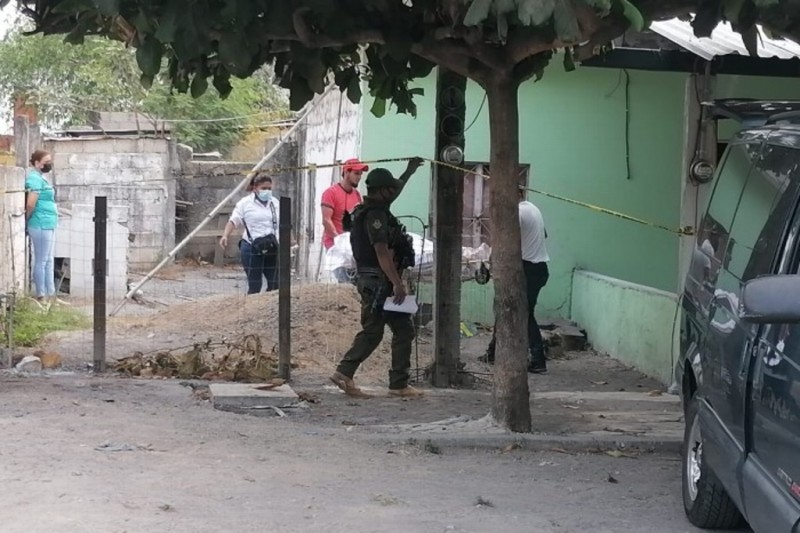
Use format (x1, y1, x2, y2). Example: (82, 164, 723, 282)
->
(330, 371, 372, 398)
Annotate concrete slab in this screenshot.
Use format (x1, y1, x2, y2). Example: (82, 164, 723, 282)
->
(210, 383, 299, 410)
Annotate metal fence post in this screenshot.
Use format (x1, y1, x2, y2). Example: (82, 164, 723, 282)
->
(93, 196, 107, 372)
(278, 196, 292, 380)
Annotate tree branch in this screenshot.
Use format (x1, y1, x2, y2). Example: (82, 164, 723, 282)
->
(290, 7, 385, 48)
(411, 40, 492, 85)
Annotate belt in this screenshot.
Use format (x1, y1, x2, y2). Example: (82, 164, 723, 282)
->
(357, 267, 384, 276)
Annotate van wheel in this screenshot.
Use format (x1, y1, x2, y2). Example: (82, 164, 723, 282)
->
(682, 395, 744, 529)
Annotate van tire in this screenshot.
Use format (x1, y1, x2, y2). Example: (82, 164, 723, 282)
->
(682, 395, 744, 529)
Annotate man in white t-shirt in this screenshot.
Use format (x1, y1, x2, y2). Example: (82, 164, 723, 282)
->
(482, 186, 550, 374)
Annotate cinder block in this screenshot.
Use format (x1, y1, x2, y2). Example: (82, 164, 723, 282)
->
(114, 139, 139, 153)
(88, 141, 117, 154)
(210, 383, 298, 410)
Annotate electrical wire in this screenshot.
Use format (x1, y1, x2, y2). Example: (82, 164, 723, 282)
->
(463, 92, 487, 133)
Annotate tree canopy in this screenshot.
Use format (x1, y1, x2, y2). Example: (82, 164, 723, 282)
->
(0, 20, 290, 154)
(9, 0, 799, 116)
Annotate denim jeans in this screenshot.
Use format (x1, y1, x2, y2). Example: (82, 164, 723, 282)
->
(239, 239, 279, 294)
(28, 227, 56, 298)
(332, 267, 357, 284)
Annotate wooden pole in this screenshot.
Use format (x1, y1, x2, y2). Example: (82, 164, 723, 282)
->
(278, 196, 292, 380)
(431, 69, 467, 387)
(93, 196, 108, 372)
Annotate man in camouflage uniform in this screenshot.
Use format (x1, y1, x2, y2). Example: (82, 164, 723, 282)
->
(330, 158, 424, 398)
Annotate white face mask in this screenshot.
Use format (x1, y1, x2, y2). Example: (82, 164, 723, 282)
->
(256, 190, 272, 202)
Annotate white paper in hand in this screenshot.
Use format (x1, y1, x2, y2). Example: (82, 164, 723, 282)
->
(383, 297, 419, 314)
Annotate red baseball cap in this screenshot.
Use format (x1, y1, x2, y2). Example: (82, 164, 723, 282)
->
(342, 158, 368, 173)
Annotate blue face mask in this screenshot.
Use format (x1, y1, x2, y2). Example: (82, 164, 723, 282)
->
(256, 190, 272, 202)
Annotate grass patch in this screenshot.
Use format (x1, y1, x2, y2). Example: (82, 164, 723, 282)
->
(1, 298, 90, 347)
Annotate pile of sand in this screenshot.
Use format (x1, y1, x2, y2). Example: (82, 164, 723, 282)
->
(113, 284, 431, 381)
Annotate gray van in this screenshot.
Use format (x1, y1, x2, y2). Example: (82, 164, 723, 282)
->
(677, 116, 800, 532)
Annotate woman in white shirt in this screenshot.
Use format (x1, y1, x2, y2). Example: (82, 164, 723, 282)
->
(220, 175, 280, 294)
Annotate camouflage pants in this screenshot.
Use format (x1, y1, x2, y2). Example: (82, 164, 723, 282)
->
(336, 274, 415, 390)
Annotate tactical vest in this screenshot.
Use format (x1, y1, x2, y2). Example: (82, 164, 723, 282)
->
(349, 203, 415, 271)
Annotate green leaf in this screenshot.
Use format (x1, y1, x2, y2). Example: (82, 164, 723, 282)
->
(287, 75, 314, 110)
(723, 0, 746, 22)
(218, 32, 252, 77)
(190, 74, 208, 98)
(497, 12, 509, 42)
(408, 55, 435, 79)
(346, 77, 362, 104)
(213, 73, 233, 98)
(136, 36, 163, 77)
(740, 25, 759, 56)
(553, 0, 581, 41)
(140, 72, 154, 89)
(154, 4, 180, 43)
(132, 10, 154, 33)
(518, 0, 556, 26)
(563, 48, 575, 71)
(620, 0, 645, 32)
(371, 96, 386, 118)
(584, 0, 612, 15)
(93, 0, 119, 16)
(464, 0, 492, 26)
(494, 0, 516, 14)
(51, 0, 94, 14)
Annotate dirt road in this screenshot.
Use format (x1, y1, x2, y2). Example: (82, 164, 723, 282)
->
(0, 373, 733, 533)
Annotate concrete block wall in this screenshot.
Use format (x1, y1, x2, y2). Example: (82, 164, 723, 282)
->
(54, 204, 128, 301)
(177, 160, 252, 262)
(45, 136, 175, 270)
(571, 270, 679, 385)
(0, 165, 26, 293)
(176, 139, 298, 264)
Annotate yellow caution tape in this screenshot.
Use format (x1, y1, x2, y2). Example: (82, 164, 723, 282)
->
(255, 156, 694, 236)
(0, 155, 693, 236)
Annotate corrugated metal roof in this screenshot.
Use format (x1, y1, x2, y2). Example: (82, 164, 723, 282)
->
(650, 18, 800, 61)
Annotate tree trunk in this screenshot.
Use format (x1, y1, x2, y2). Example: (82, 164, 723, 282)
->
(486, 77, 531, 433)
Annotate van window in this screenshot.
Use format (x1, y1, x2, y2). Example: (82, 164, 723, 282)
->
(727, 144, 800, 282)
(689, 142, 760, 308)
(702, 142, 760, 272)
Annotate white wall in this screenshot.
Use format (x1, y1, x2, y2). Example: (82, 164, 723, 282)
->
(0, 165, 26, 292)
(45, 136, 176, 269)
(299, 90, 363, 280)
(54, 204, 129, 301)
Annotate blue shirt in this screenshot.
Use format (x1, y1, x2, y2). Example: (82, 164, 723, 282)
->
(25, 169, 58, 230)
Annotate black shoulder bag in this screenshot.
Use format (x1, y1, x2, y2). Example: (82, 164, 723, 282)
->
(243, 201, 279, 255)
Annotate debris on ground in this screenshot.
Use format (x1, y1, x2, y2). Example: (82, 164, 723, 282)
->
(605, 450, 639, 459)
(15, 355, 42, 373)
(112, 335, 277, 382)
(474, 496, 495, 508)
(95, 441, 153, 453)
(114, 284, 434, 380)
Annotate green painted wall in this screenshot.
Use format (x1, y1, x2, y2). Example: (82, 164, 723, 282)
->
(571, 270, 679, 384)
(361, 63, 687, 322)
(359, 66, 800, 325)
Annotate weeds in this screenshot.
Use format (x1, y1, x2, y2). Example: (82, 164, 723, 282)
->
(0, 298, 89, 347)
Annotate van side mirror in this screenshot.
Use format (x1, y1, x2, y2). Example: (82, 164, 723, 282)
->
(741, 275, 800, 324)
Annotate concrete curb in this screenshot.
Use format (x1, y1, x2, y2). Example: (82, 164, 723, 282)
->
(357, 431, 683, 455)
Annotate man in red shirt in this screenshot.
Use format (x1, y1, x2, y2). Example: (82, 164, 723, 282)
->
(321, 158, 368, 282)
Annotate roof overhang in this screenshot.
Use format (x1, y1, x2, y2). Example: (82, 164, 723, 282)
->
(581, 17, 800, 78)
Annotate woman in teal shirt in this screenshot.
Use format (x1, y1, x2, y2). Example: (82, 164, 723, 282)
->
(25, 149, 58, 302)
